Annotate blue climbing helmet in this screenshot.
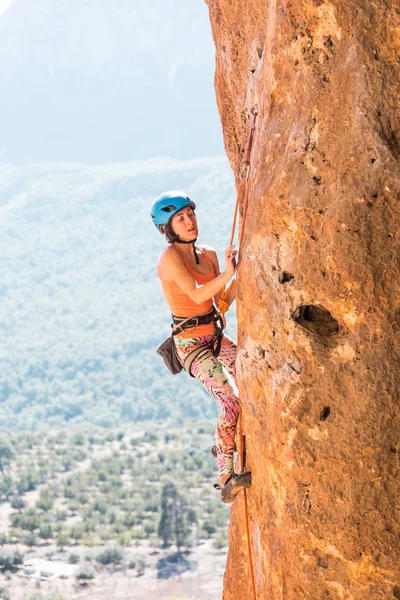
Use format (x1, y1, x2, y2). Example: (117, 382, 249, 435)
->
(151, 190, 196, 233)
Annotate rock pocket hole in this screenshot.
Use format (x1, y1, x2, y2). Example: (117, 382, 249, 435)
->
(320, 406, 331, 421)
(279, 272, 295, 284)
(293, 305, 340, 337)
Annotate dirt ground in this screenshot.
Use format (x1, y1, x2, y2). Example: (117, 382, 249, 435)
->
(1, 539, 226, 600)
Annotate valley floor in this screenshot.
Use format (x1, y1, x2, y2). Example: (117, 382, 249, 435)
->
(1, 539, 226, 600)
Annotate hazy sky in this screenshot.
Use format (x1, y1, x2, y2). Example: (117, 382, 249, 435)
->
(0, 0, 224, 163)
(0, 0, 13, 17)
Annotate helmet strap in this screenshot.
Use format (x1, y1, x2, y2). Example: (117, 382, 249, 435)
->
(165, 220, 199, 265)
(176, 238, 199, 265)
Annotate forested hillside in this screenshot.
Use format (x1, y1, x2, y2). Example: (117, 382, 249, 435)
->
(0, 157, 236, 431)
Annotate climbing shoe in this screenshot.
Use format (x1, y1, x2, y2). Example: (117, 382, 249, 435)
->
(214, 472, 252, 504)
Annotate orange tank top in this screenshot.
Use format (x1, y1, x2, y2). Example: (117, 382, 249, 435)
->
(158, 247, 217, 338)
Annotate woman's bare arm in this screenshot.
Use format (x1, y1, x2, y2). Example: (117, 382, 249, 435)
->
(206, 248, 236, 307)
(159, 248, 233, 305)
(223, 278, 236, 307)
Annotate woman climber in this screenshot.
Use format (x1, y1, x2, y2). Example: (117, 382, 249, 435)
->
(151, 190, 252, 504)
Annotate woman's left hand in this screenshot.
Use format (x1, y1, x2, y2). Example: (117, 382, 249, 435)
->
(224, 245, 238, 279)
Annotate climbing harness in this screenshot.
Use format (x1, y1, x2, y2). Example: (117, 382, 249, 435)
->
(171, 307, 222, 336)
(157, 308, 224, 377)
(172, 308, 224, 375)
(218, 107, 259, 600)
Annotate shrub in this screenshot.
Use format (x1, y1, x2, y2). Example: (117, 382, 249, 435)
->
(122, 514, 136, 528)
(68, 552, 80, 564)
(71, 432, 85, 446)
(0, 475, 13, 499)
(0, 437, 15, 473)
(143, 497, 158, 513)
(24, 532, 37, 547)
(75, 565, 95, 581)
(70, 524, 85, 543)
(213, 529, 228, 550)
(56, 533, 70, 549)
(92, 497, 107, 514)
(81, 533, 101, 547)
(36, 488, 54, 512)
(136, 556, 147, 576)
(17, 471, 38, 493)
(12, 508, 40, 532)
(202, 521, 216, 536)
(0, 549, 24, 571)
(10, 496, 26, 512)
(144, 521, 155, 535)
(96, 546, 124, 565)
(117, 531, 132, 546)
(55, 510, 68, 522)
(130, 526, 145, 541)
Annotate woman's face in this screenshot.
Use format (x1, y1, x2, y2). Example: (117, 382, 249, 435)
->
(171, 206, 198, 241)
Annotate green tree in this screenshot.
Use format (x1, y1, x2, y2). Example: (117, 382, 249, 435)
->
(36, 488, 54, 512)
(70, 524, 85, 544)
(203, 520, 217, 536)
(0, 438, 15, 475)
(0, 476, 13, 500)
(13, 508, 40, 532)
(158, 482, 191, 554)
(92, 497, 107, 514)
(39, 523, 53, 541)
(56, 532, 70, 550)
(17, 471, 38, 493)
(10, 496, 25, 513)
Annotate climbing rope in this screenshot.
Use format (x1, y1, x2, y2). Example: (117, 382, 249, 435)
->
(237, 412, 257, 600)
(217, 107, 258, 327)
(218, 107, 258, 600)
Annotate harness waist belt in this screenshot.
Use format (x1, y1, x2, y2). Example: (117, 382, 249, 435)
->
(171, 308, 220, 335)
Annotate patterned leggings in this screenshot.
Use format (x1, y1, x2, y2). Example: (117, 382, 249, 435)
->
(174, 333, 238, 481)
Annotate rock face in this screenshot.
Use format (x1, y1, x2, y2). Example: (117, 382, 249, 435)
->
(205, 1, 400, 598)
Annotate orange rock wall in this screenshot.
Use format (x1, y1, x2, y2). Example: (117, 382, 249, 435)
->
(205, 1, 400, 598)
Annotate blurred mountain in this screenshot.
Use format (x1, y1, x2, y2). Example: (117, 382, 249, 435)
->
(0, 0, 222, 162)
(0, 156, 236, 430)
